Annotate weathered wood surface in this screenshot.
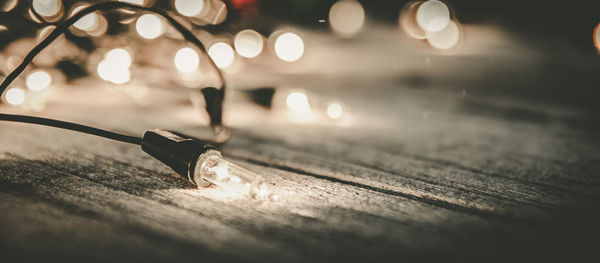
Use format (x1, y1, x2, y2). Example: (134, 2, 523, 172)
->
(2, 67, 600, 262)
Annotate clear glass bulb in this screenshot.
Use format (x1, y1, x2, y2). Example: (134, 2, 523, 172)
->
(194, 150, 275, 201)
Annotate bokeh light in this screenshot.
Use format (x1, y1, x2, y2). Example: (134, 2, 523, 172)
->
(208, 42, 235, 68)
(26, 70, 52, 91)
(32, 0, 61, 17)
(174, 47, 200, 73)
(594, 23, 600, 51)
(274, 32, 304, 62)
(326, 103, 344, 120)
(71, 5, 99, 31)
(5, 87, 25, 106)
(426, 20, 460, 50)
(399, 1, 427, 40)
(234, 29, 263, 58)
(416, 0, 450, 32)
(136, 14, 163, 39)
(98, 48, 132, 84)
(286, 91, 311, 117)
(329, 0, 365, 38)
(1, 0, 18, 12)
(174, 0, 205, 17)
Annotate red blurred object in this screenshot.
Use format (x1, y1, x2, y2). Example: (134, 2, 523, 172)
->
(230, 0, 257, 9)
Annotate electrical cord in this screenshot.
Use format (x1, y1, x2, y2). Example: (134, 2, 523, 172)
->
(0, 113, 142, 145)
(0, 2, 227, 144)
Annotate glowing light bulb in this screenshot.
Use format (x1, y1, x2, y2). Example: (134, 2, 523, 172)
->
(71, 5, 99, 31)
(105, 48, 133, 68)
(136, 14, 163, 39)
(26, 70, 52, 91)
(416, 0, 450, 32)
(174, 0, 205, 17)
(286, 91, 311, 116)
(195, 150, 275, 200)
(98, 48, 132, 84)
(274, 32, 304, 62)
(32, 0, 60, 17)
(426, 20, 460, 50)
(98, 60, 131, 84)
(234, 29, 263, 58)
(329, 0, 365, 37)
(208, 42, 234, 68)
(5, 87, 25, 106)
(326, 103, 344, 120)
(594, 23, 600, 51)
(174, 47, 200, 73)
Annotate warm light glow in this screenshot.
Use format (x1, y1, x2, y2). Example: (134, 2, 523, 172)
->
(71, 5, 99, 31)
(195, 150, 275, 201)
(326, 103, 344, 120)
(32, 0, 60, 17)
(416, 0, 450, 32)
(399, 1, 427, 40)
(329, 0, 365, 37)
(26, 70, 52, 91)
(208, 42, 234, 68)
(426, 20, 460, 50)
(174, 47, 200, 73)
(234, 29, 263, 58)
(594, 23, 600, 51)
(119, 0, 146, 5)
(105, 48, 133, 68)
(135, 14, 163, 39)
(1, 0, 18, 12)
(98, 60, 130, 84)
(98, 48, 132, 84)
(286, 91, 311, 116)
(5, 87, 25, 106)
(174, 0, 205, 17)
(274, 32, 304, 62)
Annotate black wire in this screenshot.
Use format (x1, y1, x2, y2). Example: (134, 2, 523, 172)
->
(0, 2, 227, 145)
(0, 113, 142, 145)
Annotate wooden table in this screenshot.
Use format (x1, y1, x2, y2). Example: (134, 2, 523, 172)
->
(2, 52, 600, 262)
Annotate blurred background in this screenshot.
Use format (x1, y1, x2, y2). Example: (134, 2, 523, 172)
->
(1, 0, 599, 136)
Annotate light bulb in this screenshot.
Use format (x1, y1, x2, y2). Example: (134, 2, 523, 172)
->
(274, 32, 304, 62)
(416, 0, 450, 32)
(195, 150, 275, 200)
(26, 70, 52, 91)
(141, 130, 276, 201)
(5, 87, 26, 106)
(174, 0, 205, 17)
(136, 14, 163, 40)
(329, 0, 365, 37)
(32, 0, 61, 17)
(234, 29, 264, 58)
(208, 42, 235, 68)
(174, 47, 199, 73)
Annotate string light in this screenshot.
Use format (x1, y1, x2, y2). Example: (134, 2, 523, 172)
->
(195, 149, 275, 200)
(135, 14, 164, 40)
(416, 0, 450, 32)
(32, 0, 61, 17)
(274, 32, 304, 62)
(426, 20, 460, 50)
(234, 29, 263, 58)
(326, 102, 344, 120)
(71, 5, 99, 32)
(0, 0, 18, 12)
(98, 48, 132, 84)
(594, 23, 600, 52)
(328, 0, 365, 38)
(174, 0, 205, 17)
(286, 91, 312, 118)
(174, 47, 200, 73)
(25, 70, 52, 91)
(5, 87, 25, 106)
(208, 42, 235, 69)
